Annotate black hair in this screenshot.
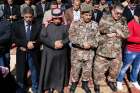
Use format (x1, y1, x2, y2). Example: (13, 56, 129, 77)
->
(51, 1, 58, 5)
(93, 0, 99, 5)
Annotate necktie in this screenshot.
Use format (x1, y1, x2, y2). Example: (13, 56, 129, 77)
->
(26, 24, 31, 41)
(94, 13, 97, 20)
(42, 4, 45, 13)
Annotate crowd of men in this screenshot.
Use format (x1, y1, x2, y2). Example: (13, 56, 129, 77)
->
(0, 0, 140, 93)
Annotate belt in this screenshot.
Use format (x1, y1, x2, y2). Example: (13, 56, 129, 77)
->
(127, 42, 140, 44)
(72, 44, 94, 50)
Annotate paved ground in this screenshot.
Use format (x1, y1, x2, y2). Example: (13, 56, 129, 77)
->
(10, 48, 140, 93)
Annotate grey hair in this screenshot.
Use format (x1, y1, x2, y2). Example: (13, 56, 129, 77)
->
(112, 4, 124, 11)
(22, 7, 34, 16)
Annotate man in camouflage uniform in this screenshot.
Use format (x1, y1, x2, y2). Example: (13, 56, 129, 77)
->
(93, 5, 129, 93)
(99, 0, 109, 12)
(69, 4, 99, 93)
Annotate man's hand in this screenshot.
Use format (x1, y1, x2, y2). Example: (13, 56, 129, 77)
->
(20, 47, 27, 52)
(107, 33, 116, 37)
(55, 40, 63, 49)
(83, 42, 91, 49)
(12, 15, 17, 19)
(27, 41, 35, 49)
(9, 16, 13, 19)
(116, 29, 125, 38)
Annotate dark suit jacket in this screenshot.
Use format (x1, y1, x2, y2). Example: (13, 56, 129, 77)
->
(36, 2, 51, 20)
(92, 10, 103, 24)
(3, 4, 21, 21)
(13, 20, 42, 83)
(0, 19, 11, 55)
(123, 6, 134, 23)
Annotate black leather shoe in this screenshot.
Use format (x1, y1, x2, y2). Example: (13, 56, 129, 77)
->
(70, 82, 78, 93)
(82, 81, 91, 93)
(94, 84, 100, 93)
(107, 81, 117, 92)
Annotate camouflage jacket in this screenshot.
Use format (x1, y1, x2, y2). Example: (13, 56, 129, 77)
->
(96, 15, 129, 58)
(99, 3, 109, 11)
(69, 19, 99, 60)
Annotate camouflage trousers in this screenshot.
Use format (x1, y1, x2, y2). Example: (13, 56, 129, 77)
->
(71, 57, 93, 82)
(93, 54, 122, 84)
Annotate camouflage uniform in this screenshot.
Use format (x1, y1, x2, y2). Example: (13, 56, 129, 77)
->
(99, 3, 109, 11)
(93, 14, 129, 84)
(69, 20, 99, 82)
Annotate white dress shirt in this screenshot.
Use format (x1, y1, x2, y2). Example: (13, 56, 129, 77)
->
(24, 21, 32, 32)
(73, 10, 80, 21)
(41, 3, 45, 13)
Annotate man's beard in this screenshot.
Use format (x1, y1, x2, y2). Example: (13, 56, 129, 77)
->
(84, 19, 91, 23)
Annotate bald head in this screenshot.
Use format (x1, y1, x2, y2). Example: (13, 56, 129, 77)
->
(73, 0, 80, 11)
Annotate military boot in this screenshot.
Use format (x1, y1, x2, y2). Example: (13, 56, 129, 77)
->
(82, 81, 91, 93)
(70, 82, 78, 93)
(107, 81, 117, 92)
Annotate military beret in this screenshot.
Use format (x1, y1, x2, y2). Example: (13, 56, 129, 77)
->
(81, 4, 92, 13)
(51, 8, 63, 18)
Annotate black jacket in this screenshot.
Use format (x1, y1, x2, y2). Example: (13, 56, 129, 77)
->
(92, 10, 103, 24)
(12, 20, 42, 79)
(36, 2, 51, 19)
(123, 6, 134, 23)
(3, 4, 21, 21)
(0, 18, 12, 54)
